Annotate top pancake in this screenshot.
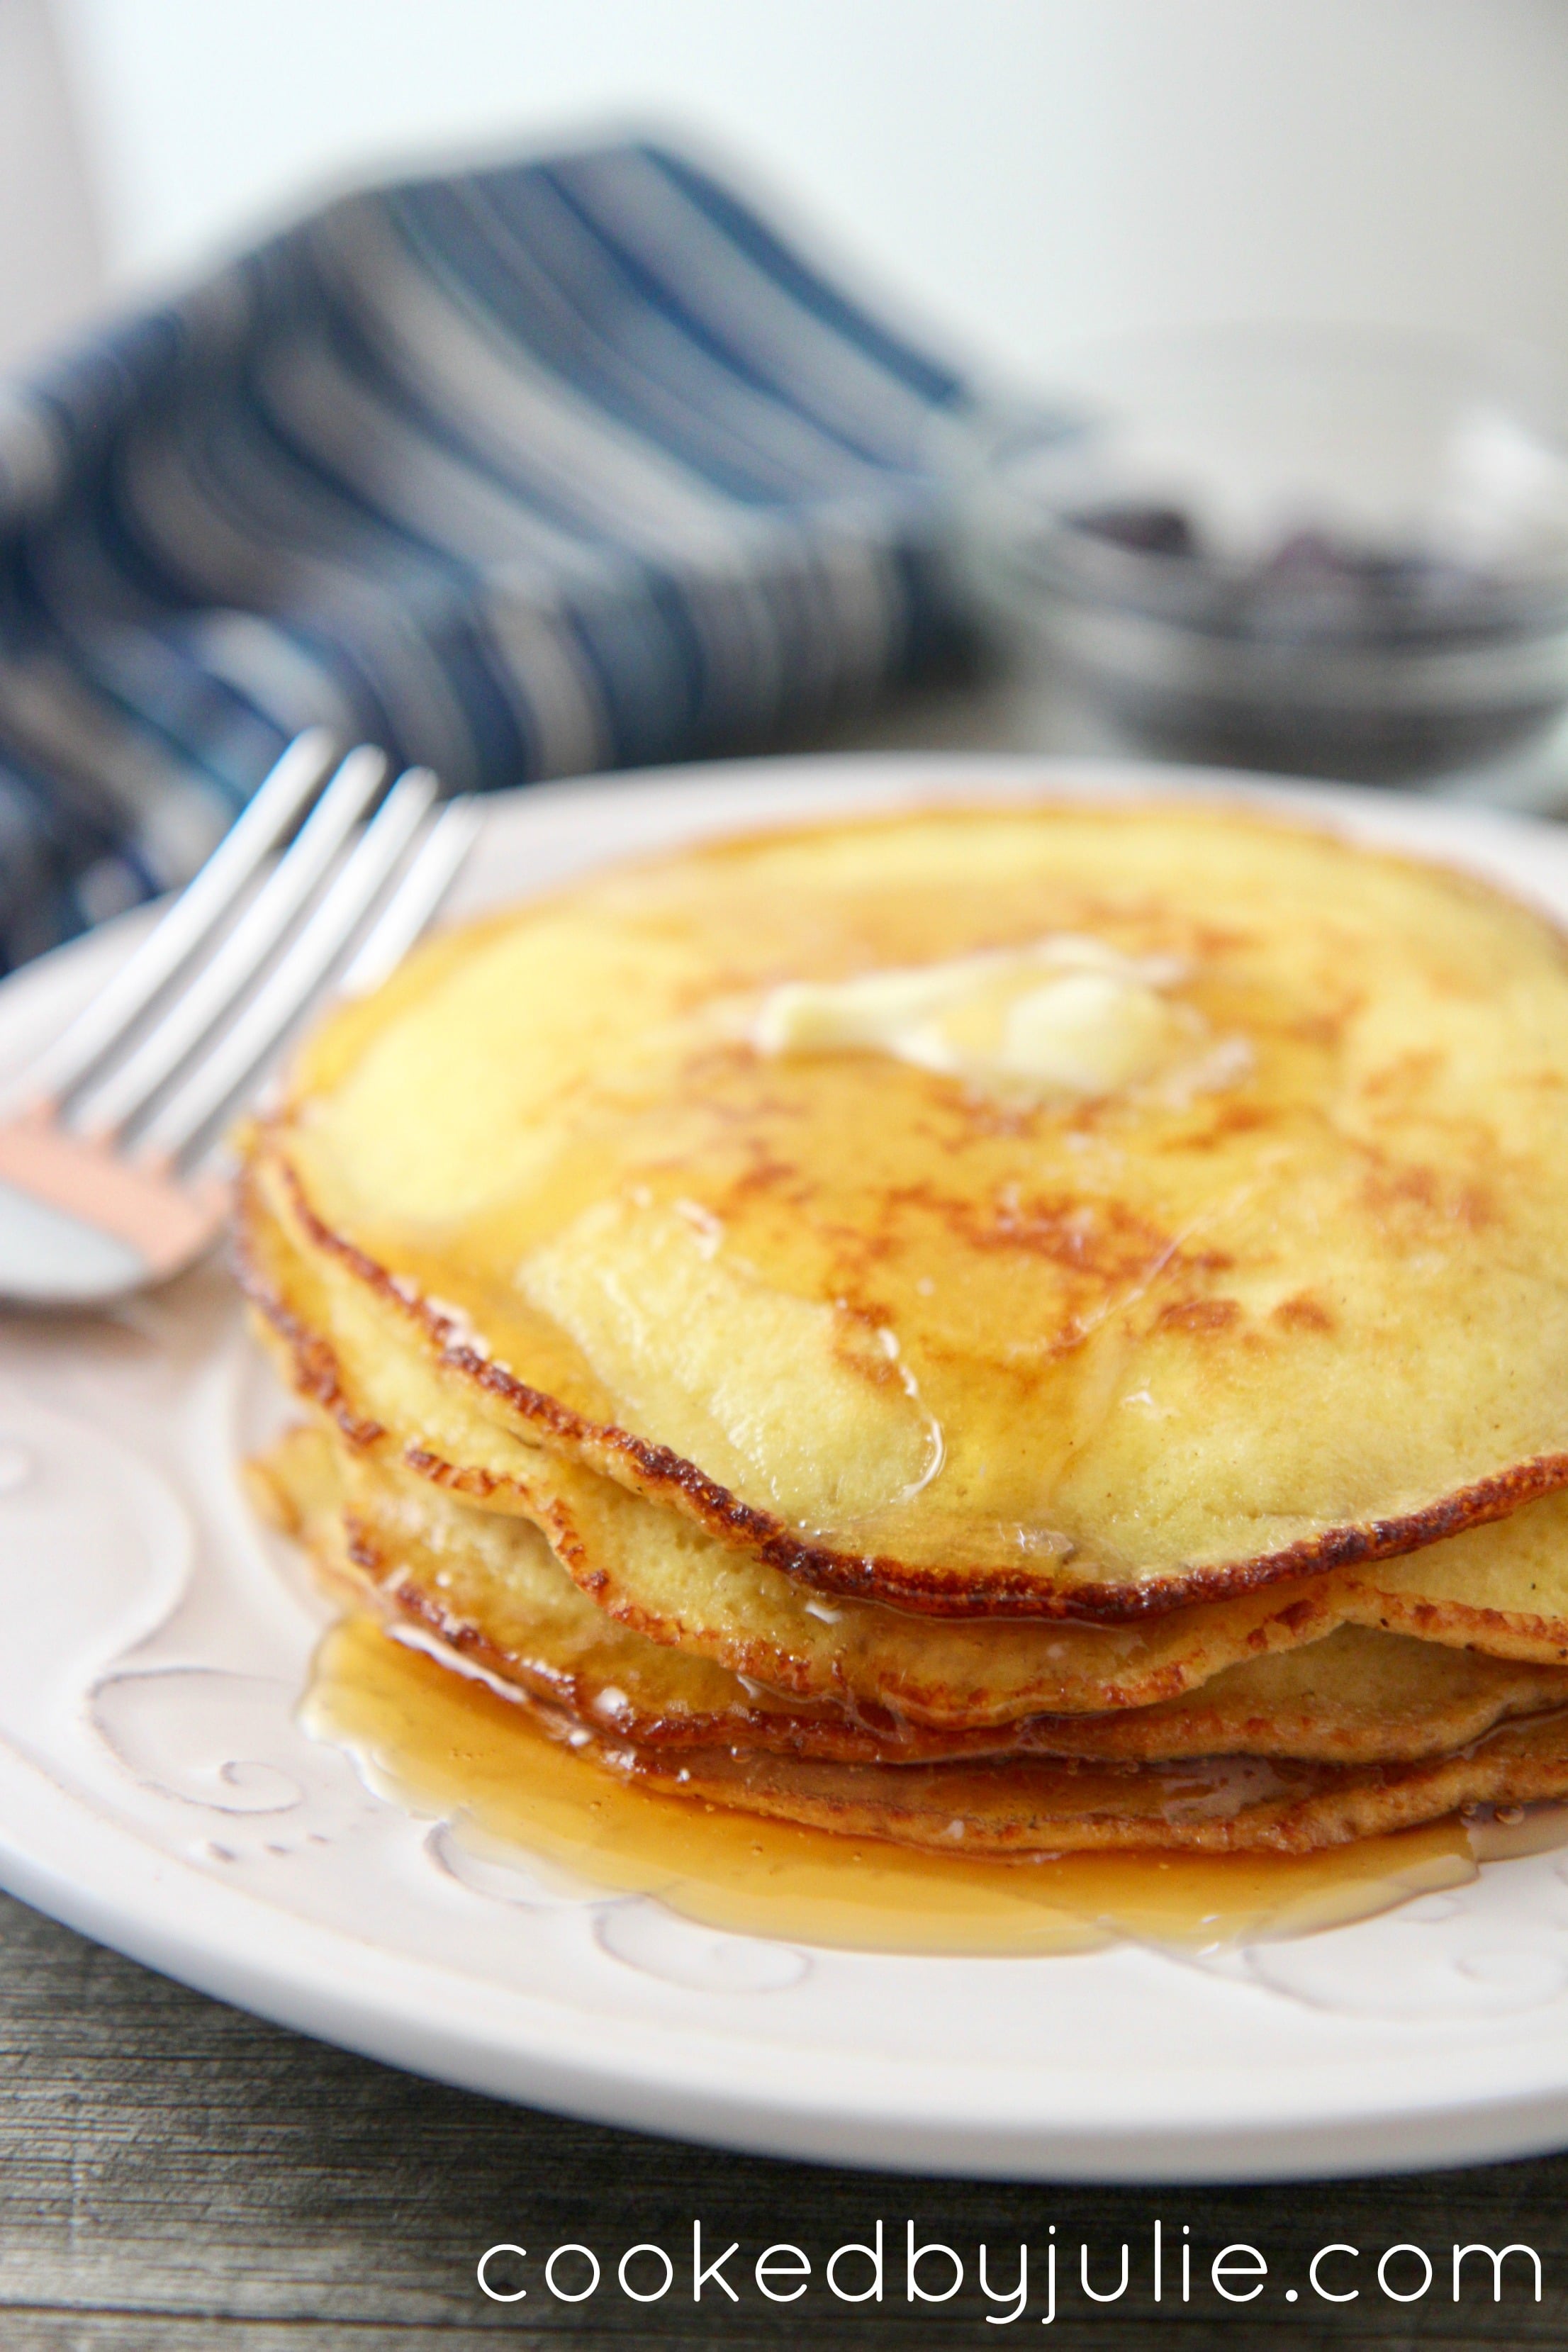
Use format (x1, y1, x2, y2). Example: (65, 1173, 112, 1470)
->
(267, 800, 1568, 1614)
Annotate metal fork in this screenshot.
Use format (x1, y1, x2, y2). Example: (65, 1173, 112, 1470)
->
(0, 732, 479, 1308)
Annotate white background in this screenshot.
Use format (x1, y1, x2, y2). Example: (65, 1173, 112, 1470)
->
(7, 0, 1568, 388)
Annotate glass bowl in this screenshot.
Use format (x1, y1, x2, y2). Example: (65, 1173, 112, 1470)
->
(968, 327, 1568, 781)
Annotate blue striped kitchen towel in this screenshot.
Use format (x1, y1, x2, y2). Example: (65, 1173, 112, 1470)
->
(0, 137, 1006, 973)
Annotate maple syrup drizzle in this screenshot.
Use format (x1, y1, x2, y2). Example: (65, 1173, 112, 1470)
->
(300, 1615, 1501, 1956)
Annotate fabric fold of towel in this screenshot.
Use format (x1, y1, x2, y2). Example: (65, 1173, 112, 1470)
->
(0, 138, 1004, 971)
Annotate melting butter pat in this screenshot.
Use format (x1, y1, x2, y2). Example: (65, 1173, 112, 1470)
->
(753, 936, 1196, 1099)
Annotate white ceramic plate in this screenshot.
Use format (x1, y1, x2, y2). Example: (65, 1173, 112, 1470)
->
(9, 751, 1568, 2185)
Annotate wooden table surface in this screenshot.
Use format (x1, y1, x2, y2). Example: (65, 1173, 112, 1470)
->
(8, 681, 1568, 2348)
(2, 1883, 1565, 2348)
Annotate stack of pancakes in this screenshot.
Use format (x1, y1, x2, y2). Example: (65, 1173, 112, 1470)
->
(240, 802, 1568, 1857)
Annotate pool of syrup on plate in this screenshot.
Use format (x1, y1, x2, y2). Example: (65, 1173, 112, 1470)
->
(298, 1613, 1567, 1955)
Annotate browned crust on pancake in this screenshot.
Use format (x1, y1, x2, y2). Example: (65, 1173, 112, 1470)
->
(325, 1542, 1243, 1767)
(241, 1150, 1568, 1623)
(342, 1550, 1568, 1767)
(607, 1713, 1568, 1855)
(1349, 1589, 1568, 1665)
(242, 1233, 1385, 1727)
(344, 1513, 930, 1760)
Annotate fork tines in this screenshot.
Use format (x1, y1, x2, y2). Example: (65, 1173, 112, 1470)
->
(26, 734, 477, 1162)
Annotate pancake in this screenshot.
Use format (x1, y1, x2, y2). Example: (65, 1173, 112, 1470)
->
(1343, 1510, 1568, 1663)
(254, 1423, 1568, 1767)
(257, 802, 1568, 1616)
(603, 1710, 1568, 1856)
(242, 1198, 1362, 1727)
(241, 1164, 1568, 1736)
